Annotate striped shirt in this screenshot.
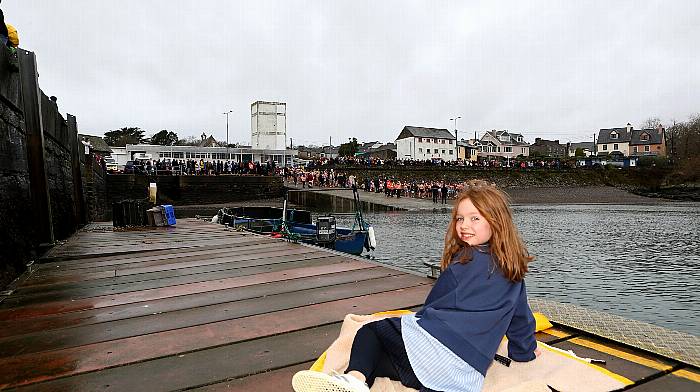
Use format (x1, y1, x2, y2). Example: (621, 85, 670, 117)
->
(401, 313, 484, 392)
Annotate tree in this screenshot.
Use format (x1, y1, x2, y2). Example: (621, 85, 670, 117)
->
(574, 148, 585, 157)
(103, 127, 146, 146)
(639, 117, 662, 130)
(150, 130, 179, 146)
(338, 138, 359, 157)
(176, 135, 201, 146)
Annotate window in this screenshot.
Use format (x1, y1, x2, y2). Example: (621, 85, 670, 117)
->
(497, 147, 501, 152)
(449, 150, 453, 155)
(419, 148, 422, 153)
(504, 147, 512, 153)
(610, 132, 618, 140)
(425, 139, 430, 143)
(603, 145, 608, 151)
(434, 138, 437, 143)
(640, 133, 649, 141)
(522, 148, 527, 154)
(442, 150, 445, 154)
(426, 149, 430, 153)
(613, 144, 618, 150)
(418, 138, 422, 142)
(644, 145, 650, 152)
(633, 146, 638, 153)
(449, 140, 453, 145)
(441, 139, 445, 144)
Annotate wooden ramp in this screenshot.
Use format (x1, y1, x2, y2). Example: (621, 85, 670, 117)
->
(0, 219, 432, 390)
(0, 219, 697, 391)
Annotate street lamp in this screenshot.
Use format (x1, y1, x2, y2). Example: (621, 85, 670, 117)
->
(450, 116, 461, 160)
(223, 110, 232, 160)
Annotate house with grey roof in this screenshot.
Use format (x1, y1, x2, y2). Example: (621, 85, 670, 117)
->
(596, 124, 666, 157)
(478, 130, 529, 159)
(529, 138, 566, 158)
(630, 125, 666, 157)
(567, 142, 595, 157)
(395, 126, 456, 161)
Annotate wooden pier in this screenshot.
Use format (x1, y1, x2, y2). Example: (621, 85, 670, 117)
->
(0, 219, 697, 391)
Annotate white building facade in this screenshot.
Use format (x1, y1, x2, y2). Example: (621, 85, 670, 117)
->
(395, 126, 456, 161)
(251, 101, 286, 150)
(120, 144, 295, 166)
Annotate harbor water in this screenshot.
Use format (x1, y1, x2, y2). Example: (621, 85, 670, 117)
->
(330, 203, 700, 336)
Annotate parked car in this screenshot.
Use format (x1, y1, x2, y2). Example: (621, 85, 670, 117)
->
(104, 157, 120, 173)
(124, 160, 144, 174)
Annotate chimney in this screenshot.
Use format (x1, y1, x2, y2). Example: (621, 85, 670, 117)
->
(626, 123, 632, 133)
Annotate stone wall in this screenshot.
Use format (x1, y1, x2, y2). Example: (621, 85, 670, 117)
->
(0, 48, 107, 289)
(0, 51, 34, 288)
(106, 175, 284, 216)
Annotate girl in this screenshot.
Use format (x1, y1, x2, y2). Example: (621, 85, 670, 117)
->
(293, 180, 539, 392)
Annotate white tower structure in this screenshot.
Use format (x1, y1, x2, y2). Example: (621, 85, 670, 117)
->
(251, 101, 286, 149)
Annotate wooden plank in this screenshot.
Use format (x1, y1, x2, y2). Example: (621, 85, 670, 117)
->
(188, 362, 313, 391)
(0, 267, 398, 339)
(1, 285, 431, 389)
(0, 274, 429, 357)
(19, 246, 323, 290)
(32, 237, 276, 273)
(1, 254, 345, 309)
(18, 49, 53, 243)
(0, 259, 371, 320)
(6, 323, 340, 391)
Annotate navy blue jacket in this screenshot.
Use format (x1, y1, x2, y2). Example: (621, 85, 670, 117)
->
(416, 246, 537, 376)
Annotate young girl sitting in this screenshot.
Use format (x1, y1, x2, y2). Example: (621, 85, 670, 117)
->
(293, 180, 540, 392)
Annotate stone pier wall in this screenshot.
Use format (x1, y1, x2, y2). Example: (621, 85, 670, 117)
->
(0, 48, 107, 289)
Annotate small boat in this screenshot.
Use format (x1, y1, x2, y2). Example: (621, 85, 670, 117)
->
(215, 187, 376, 256)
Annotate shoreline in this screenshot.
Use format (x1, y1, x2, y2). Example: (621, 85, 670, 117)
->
(173, 185, 695, 218)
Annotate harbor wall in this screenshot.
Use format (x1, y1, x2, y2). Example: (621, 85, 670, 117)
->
(106, 175, 284, 214)
(0, 48, 107, 290)
(322, 166, 672, 190)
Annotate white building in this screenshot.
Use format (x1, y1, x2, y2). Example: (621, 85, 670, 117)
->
(395, 126, 456, 161)
(119, 144, 295, 166)
(251, 101, 286, 150)
(478, 130, 529, 159)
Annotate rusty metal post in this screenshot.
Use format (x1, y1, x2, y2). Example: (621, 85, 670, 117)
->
(18, 50, 54, 244)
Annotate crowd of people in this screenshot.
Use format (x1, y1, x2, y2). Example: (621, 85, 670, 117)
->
(304, 156, 576, 170)
(126, 159, 277, 176)
(283, 167, 468, 204)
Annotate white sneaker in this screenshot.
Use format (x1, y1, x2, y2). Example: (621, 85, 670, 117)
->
(292, 370, 370, 392)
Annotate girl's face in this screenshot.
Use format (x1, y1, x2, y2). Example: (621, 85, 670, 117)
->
(455, 198, 492, 246)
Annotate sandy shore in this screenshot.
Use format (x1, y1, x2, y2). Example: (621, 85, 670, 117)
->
(504, 186, 674, 205)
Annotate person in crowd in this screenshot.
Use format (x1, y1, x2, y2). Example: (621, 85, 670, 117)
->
(441, 182, 448, 204)
(292, 180, 539, 392)
(431, 182, 439, 204)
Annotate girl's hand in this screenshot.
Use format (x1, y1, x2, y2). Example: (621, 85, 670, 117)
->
(535, 348, 542, 358)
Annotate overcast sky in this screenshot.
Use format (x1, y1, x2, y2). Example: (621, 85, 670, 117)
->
(5, 1, 699, 146)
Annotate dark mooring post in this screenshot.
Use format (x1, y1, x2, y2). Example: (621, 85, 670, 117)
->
(18, 50, 54, 244)
(67, 114, 86, 226)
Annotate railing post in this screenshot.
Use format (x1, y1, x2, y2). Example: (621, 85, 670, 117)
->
(18, 50, 54, 244)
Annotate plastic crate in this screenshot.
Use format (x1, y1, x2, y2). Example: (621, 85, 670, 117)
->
(162, 204, 176, 225)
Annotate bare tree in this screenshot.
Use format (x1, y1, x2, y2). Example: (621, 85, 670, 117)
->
(639, 117, 662, 130)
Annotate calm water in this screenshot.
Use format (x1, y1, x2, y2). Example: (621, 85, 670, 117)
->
(331, 204, 700, 336)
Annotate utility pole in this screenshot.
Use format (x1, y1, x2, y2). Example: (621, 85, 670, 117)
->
(223, 109, 232, 160)
(450, 116, 461, 161)
(290, 137, 293, 149)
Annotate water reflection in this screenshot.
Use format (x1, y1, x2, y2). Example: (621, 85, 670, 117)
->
(328, 204, 700, 336)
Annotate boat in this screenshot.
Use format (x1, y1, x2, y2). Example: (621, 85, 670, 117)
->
(214, 187, 376, 256)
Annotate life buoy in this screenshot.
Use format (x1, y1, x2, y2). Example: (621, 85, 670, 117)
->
(368, 226, 377, 250)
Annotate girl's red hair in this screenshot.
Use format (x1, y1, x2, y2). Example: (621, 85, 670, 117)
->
(440, 180, 533, 282)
